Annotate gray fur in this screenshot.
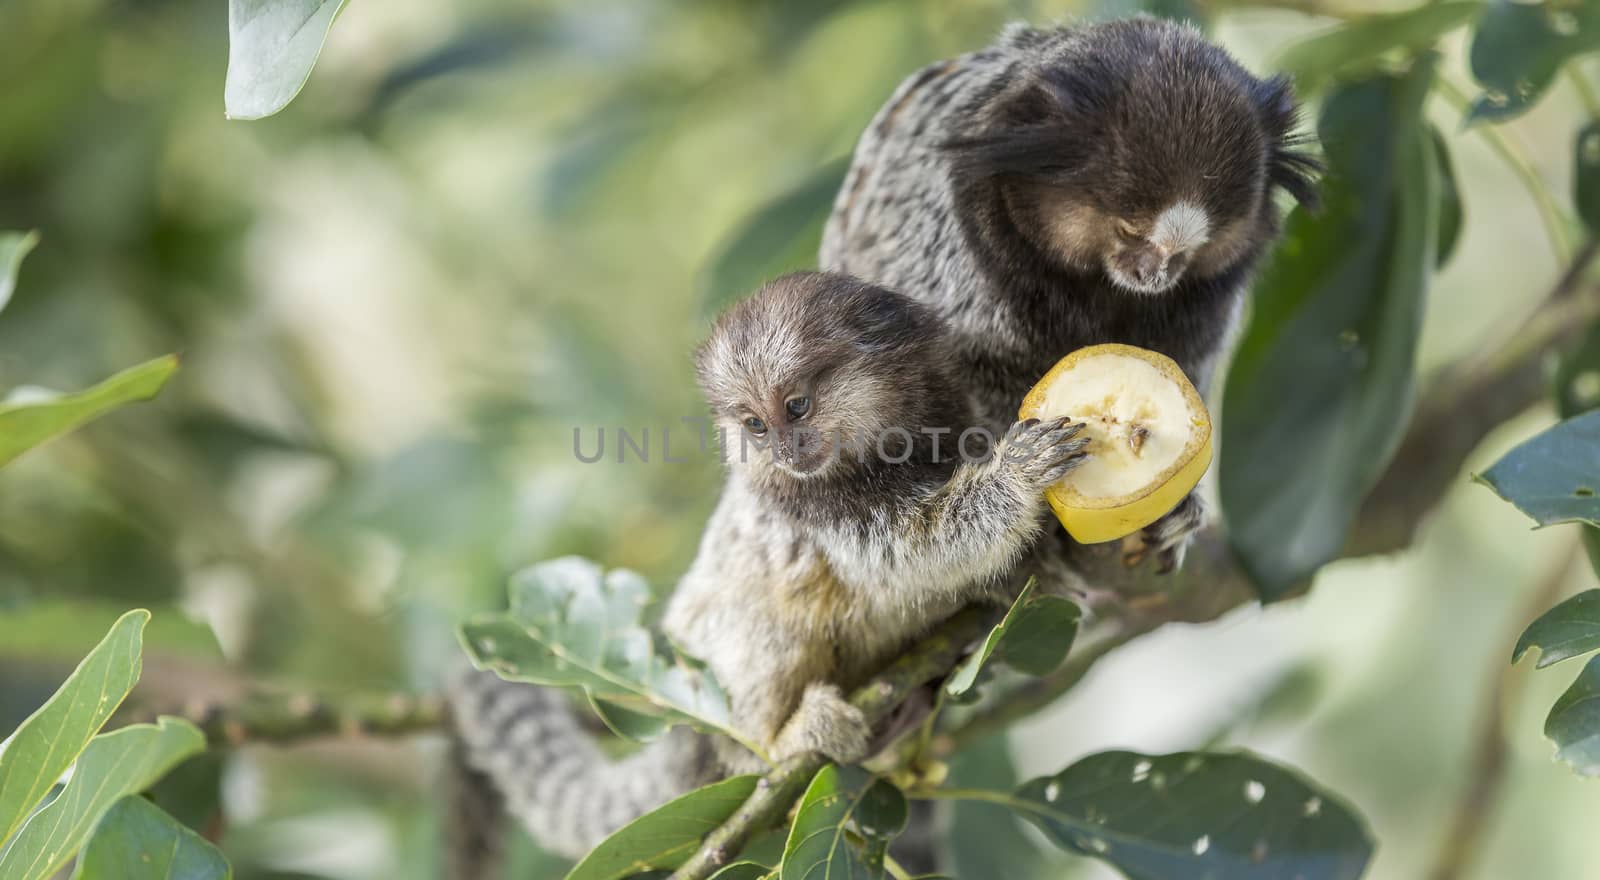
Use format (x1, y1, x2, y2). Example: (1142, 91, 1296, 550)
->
(820, 18, 1316, 573)
(448, 666, 719, 866)
(448, 272, 1087, 867)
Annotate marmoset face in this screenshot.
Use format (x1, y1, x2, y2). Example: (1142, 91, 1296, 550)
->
(696, 273, 948, 482)
(964, 19, 1318, 295)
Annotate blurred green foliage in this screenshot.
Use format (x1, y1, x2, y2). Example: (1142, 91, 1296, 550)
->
(3, 0, 1600, 878)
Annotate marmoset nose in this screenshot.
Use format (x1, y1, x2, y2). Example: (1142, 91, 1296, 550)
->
(1133, 249, 1164, 285)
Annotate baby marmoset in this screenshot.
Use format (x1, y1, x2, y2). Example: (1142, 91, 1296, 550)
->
(449, 271, 1086, 863)
(668, 270, 1085, 772)
(821, 18, 1319, 571)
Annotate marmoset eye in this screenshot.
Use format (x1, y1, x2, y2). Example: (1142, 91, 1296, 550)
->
(785, 396, 811, 420)
(744, 416, 768, 435)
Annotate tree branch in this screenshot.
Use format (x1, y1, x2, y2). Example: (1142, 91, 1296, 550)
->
(668, 606, 999, 880)
(136, 690, 447, 748)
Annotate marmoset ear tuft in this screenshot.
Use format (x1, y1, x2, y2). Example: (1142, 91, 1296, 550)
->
(1255, 74, 1322, 209)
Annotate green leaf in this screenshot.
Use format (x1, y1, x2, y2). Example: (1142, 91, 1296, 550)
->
(0, 230, 39, 316)
(1221, 59, 1440, 600)
(1009, 750, 1373, 880)
(0, 718, 206, 880)
(1515, 590, 1600, 668)
(0, 355, 180, 470)
(708, 864, 772, 880)
(1467, 0, 1600, 124)
(1277, 2, 1479, 93)
(460, 557, 755, 754)
(946, 580, 1080, 695)
(1552, 318, 1600, 573)
(1474, 409, 1600, 528)
(1432, 127, 1462, 269)
(142, 754, 225, 835)
(565, 775, 759, 880)
(72, 795, 230, 880)
(224, 0, 350, 120)
(1546, 654, 1600, 776)
(780, 765, 906, 880)
(0, 609, 148, 845)
(586, 693, 671, 743)
(699, 158, 850, 318)
(1576, 121, 1600, 235)
(941, 734, 1053, 880)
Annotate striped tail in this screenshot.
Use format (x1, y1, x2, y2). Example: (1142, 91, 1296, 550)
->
(446, 666, 720, 869)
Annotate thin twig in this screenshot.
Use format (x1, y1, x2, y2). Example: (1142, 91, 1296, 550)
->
(1426, 541, 1583, 880)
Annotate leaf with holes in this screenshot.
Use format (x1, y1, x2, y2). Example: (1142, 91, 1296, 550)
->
(780, 765, 907, 880)
(0, 718, 206, 880)
(1007, 750, 1372, 880)
(1546, 654, 1600, 777)
(1475, 410, 1600, 529)
(1467, 0, 1600, 124)
(72, 795, 231, 880)
(565, 775, 759, 880)
(460, 557, 755, 754)
(225, 0, 350, 120)
(701, 158, 849, 317)
(1514, 590, 1600, 668)
(0, 610, 148, 844)
(947, 580, 1079, 695)
(1221, 59, 1440, 599)
(1277, 2, 1479, 93)
(0, 355, 180, 469)
(0, 230, 38, 316)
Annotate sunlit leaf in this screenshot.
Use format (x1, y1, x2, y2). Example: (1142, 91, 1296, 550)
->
(1577, 121, 1600, 235)
(1277, 2, 1479, 93)
(780, 765, 906, 880)
(1474, 409, 1600, 528)
(700, 158, 849, 317)
(1546, 654, 1600, 776)
(1467, 0, 1600, 124)
(946, 580, 1079, 695)
(0, 610, 148, 844)
(224, 0, 350, 120)
(460, 557, 756, 755)
(1514, 589, 1600, 668)
(0, 355, 180, 470)
(565, 775, 759, 880)
(72, 795, 231, 880)
(1221, 59, 1439, 599)
(1008, 750, 1373, 880)
(0, 230, 39, 316)
(0, 718, 206, 880)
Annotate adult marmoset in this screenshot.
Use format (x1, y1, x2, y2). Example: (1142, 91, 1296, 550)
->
(448, 271, 1086, 868)
(821, 17, 1318, 572)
